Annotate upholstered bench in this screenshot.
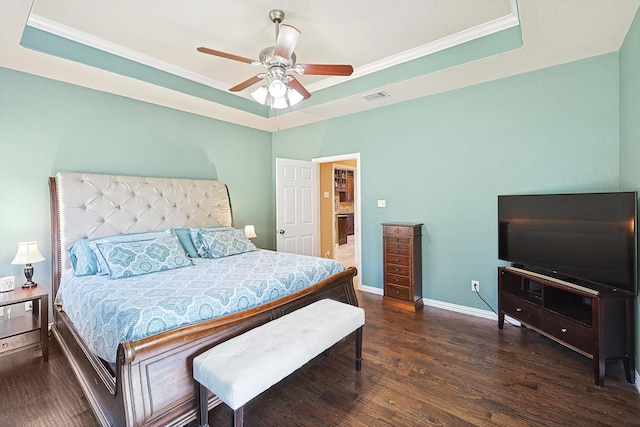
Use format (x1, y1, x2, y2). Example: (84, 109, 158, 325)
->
(193, 298, 365, 427)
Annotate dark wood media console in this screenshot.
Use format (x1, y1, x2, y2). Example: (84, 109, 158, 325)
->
(498, 266, 635, 387)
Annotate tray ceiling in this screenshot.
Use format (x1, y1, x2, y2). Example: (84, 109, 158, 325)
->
(1, 1, 638, 132)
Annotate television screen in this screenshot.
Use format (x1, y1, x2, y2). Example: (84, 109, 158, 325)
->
(498, 192, 638, 294)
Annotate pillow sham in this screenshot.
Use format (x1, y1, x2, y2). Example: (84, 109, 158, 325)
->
(95, 235, 192, 279)
(68, 230, 170, 276)
(68, 239, 100, 276)
(191, 227, 257, 259)
(174, 225, 220, 258)
(89, 230, 171, 275)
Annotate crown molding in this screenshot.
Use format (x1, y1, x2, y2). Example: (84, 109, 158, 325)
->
(306, 0, 520, 92)
(26, 13, 230, 92)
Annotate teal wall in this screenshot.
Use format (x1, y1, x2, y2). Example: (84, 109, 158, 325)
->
(0, 68, 274, 304)
(1, 13, 638, 375)
(619, 9, 640, 378)
(273, 53, 621, 312)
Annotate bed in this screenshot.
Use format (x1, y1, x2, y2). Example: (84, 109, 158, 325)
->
(49, 172, 358, 427)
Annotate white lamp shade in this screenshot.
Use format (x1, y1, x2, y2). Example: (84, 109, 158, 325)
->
(11, 241, 45, 265)
(251, 86, 269, 104)
(272, 96, 288, 109)
(244, 225, 257, 239)
(268, 79, 287, 98)
(288, 88, 304, 106)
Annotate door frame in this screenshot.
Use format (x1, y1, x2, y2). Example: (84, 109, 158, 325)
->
(313, 153, 361, 289)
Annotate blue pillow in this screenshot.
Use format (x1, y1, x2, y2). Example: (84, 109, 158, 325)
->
(95, 235, 192, 279)
(192, 227, 257, 259)
(68, 239, 100, 276)
(174, 226, 220, 258)
(69, 230, 171, 276)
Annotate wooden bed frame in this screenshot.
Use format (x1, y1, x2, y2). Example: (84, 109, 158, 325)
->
(49, 173, 358, 427)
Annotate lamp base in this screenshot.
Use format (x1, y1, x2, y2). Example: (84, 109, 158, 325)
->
(22, 264, 37, 288)
(22, 280, 38, 289)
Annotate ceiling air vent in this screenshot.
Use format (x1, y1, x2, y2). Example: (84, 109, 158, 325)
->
(362, 91, 390, 101)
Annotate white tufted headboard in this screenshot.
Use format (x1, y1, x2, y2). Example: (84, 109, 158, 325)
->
(51, 172, 233, 277)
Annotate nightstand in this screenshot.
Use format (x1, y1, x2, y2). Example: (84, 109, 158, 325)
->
(0, 286, 49, 361)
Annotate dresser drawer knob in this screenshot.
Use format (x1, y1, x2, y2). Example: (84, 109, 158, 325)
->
(516, 307, 522, 312)
(561, 328, 568, 333)
(394, 258, 399, 263)
(395, 268, 399, 272)
(395, 290, 400, 294)
(394, 228, 401, 234)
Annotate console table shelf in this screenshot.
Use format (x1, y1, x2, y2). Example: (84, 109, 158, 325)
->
(498, 266, 635, 387)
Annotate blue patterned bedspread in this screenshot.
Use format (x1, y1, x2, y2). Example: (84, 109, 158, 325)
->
(56, 250, 345, 363)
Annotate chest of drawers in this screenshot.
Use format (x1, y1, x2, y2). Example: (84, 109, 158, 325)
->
(382, 223, 423, 311)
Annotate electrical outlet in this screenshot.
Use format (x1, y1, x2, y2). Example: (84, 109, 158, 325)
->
(25, 301, 33, 312)
(0, 307, 4, 317)
(377, 199, 386, 208)
(471, 280, 480, 292)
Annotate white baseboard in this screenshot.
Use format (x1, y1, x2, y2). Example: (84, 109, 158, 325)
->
(358, 284, 383, 296)
(422, 297, 497, 320)
(357, 286, 518, 323)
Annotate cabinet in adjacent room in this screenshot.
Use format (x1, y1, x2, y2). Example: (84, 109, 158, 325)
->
(382, 223, 423, 311)
(334, 168, 354, 202)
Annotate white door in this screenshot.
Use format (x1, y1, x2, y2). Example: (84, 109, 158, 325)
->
(275, 158, 319, 256)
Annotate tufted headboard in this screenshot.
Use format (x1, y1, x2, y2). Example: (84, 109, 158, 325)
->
(50, 172, 233, 286)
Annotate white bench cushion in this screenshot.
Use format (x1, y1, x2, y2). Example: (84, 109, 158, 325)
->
(193, 299, 365, 410)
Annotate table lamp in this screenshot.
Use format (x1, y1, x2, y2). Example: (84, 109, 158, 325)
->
(11, 241, 45, 288)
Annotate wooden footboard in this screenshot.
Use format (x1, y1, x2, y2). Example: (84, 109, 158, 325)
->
(52, 267, 358, 427)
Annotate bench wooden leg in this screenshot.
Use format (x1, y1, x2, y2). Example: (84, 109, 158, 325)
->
(355, 326, 363, 371)
(196, 382, 210, 427)
(234, 406, 244, 427)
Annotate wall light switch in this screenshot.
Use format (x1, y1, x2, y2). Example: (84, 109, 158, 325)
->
(0, 276, 15, 292)
(377, 199, 386, 208)
(323, 191, 330, 199)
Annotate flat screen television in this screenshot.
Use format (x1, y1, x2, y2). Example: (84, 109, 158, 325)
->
(498, 192, 638, 294)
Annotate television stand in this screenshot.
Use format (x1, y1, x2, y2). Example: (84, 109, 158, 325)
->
(498, 266, 635, 387)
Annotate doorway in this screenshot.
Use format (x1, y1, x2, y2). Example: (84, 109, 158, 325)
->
(314, 154, 361, 289)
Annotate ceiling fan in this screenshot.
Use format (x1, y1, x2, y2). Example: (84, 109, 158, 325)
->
(197, 9, 354, 109)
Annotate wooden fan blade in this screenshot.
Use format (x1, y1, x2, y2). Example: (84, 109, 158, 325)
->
(299, 64, 354, 76)
(197, 47, 255, 64)
(274, 24, 300, 60)
(229, 75, 264, 92)
(288, 77, 311, 99)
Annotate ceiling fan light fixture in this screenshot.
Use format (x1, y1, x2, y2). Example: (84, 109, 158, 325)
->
(251, 84, 304, 110)
(268, 78, 287, 98)
(272, 96, 288, 109)
(287, 88, 304, 106)
(250, 86, 269, 104)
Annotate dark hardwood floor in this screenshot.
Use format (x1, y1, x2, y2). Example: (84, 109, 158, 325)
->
(1, 291, 639, 427)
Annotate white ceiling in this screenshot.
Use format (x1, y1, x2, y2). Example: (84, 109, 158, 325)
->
(1, 1, 639, 132)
